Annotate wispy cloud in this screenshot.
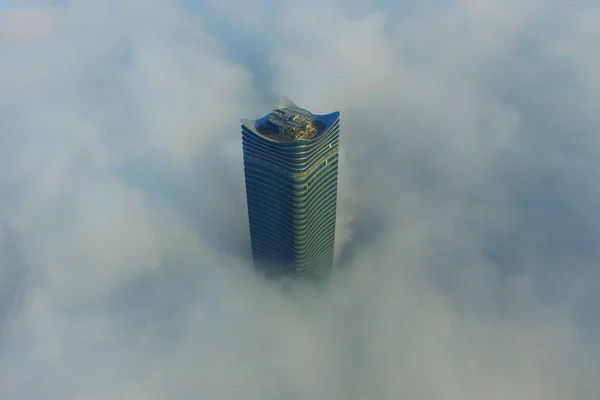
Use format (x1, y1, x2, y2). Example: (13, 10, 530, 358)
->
(1, 0, 599, 398)
(0, 7, 57, 42)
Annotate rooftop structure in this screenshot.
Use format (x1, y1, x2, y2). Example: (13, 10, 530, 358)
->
(265, 107, 319, 140)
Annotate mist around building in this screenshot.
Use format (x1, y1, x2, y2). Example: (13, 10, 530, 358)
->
(0, 1, 599, 399)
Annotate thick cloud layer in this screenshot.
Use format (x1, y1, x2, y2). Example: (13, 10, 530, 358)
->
(1, 0, 599, 398)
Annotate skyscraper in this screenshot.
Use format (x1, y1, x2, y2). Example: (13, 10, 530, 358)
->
(241, 98, 340, 281)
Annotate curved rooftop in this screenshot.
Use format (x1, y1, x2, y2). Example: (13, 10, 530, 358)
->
(242, 98, 339, 143)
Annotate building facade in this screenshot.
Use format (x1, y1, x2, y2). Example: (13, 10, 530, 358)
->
(241, 99, 340, 281)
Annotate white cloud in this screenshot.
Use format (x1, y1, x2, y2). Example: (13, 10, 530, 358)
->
(0, 7, 57, 42)
(0, 0, 599, 399)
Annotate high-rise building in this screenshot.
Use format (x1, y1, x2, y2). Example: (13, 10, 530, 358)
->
(241, 98, 340, 281)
